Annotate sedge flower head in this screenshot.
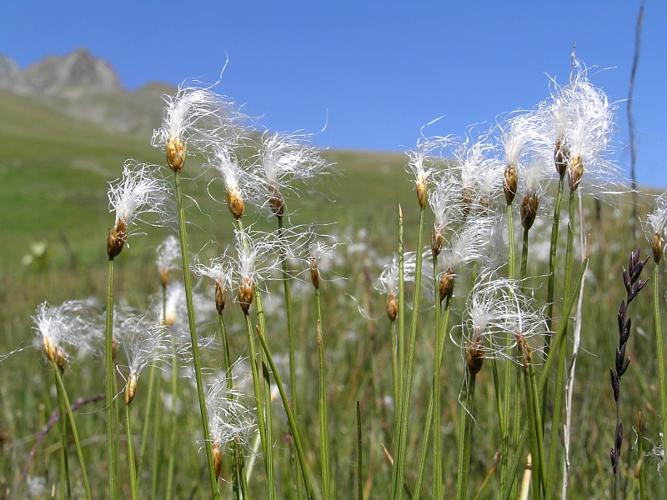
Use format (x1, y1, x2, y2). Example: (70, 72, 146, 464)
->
(407, 128, 453, 208)
(156, 235, 181, 286)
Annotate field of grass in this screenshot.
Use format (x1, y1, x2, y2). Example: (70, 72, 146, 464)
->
(0, 89, 665, 499)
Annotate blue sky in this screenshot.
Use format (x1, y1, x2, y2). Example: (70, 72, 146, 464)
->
(2, 1, 666, 186)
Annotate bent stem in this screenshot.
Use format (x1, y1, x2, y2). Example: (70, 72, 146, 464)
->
(125, 403, 139, 500)
(173, 172, 219, 499)
(256, 324, 316, 498)
(52, 362, 93, 500)
(315, 288, 331, 499)
(653, 263, 667, 496)
(545, 189, 575, 498)
(456, 371, 477, 500)
(393, 205, 425, 500)
(104, 257, 118, 499)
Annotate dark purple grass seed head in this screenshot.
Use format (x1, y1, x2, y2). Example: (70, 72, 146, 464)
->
(609, 248, 648, 481)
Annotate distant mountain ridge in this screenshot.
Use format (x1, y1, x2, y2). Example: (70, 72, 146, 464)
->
(0, 48, 175, 137)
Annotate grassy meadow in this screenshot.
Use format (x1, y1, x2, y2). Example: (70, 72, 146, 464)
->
(0, 87, 665, 500)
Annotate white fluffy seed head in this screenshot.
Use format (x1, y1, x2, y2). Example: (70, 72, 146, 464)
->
(116, 311, 169, 381)
(156, 235, 180, 285)
(31, 299, 100, 365)
(259, 131, 330, 192)
(647, 194, 667, 237)
(206, 366, 256, 449)
(457, 273, 547, 363)
(151, 83, 244, 156)
(376, 252, 417, 296)
(407, 130, 453, 207)
(439, 216, 494, 273)
(107, 160, 169, 230)
(192, 253, 234, 291)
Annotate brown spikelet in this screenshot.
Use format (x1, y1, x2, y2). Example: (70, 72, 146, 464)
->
(238, 276, 254, 315)
(520, 193, 539, 231)
(554, 138, 570, 179)
(125, 373, 137, 405)
(432, 226, 445, 257)
(568, 154, 584, 191)
(212, 442, 223, 479)
(416, 178, 428, 209)
(466, 339, 484, 375)
(215, 281, 227, 315)
(159, 269, 170, 288)
(438, 268, 455, 303)
(652, 232, 664, 264)
(227, 188, 245, 220)
(166, 136, 186, 172)
(386, 293, 398, 322)
(268, 184, 285, 218)
(503, 163, 518, 205)
(107, 219, 127, 260)
(310, 262, 320, 289)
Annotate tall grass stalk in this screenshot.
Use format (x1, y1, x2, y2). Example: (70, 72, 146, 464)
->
(397, 206, 405, 414)
(356, 401, 363, 500)
(521, 228, 529, 281)
(165, 326, 179, 500)
(256, 322, 316, 498)
(124, 403, 139, 500)
(104, 257, 118, 499)
(52, 361, 93, 500)
(545, 189, 575, 498)
(54, 368, 70, 498)
(315, 287, 331, 499)
(138, 283, 165, 469)
(173, 172, 220, 499)
(542, 178, 564, 426)
(456, 371, 477, 500)
(393, 205, 425, 500)
(277, 215, 298, 415)
(432, 256, 442, 499)
(653, 262, 667, 496)
(413, 300, 451, 498)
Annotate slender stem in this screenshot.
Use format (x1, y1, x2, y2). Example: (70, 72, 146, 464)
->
(54, 367, 70, 499)
(218, 314, 244, 499)
(545, 189, 575, 498)
(507, 204, 516, 279)
(277, 215, 298, 416)
(397, 207, 405, 421)
(244, 313, 270, 493)
(456, 372, 476, 500)
(432, 256, 442, 500)
(393, 205, 425, 500)
(165, 325, 178, 500)
(390, 320, 399, 429)
(255, 291, 276, 500)
(521, 227, 529, 281)
(173, 172, 219, 499)
(139, 283, 166, 471)
(654, 263, 667, 496)
(414, 302, 451, 498)
(256, 323, 316, 498)
(637, 413, 647, 500)
(104, 257, 118, 499)
(356, 401, 363, 500)
(315, 288, 331, 499)
(151, 285, 167, 498)
(52, 362, 93, 500)
(543, 177, 564, 426)
(125, 403, 139, 500)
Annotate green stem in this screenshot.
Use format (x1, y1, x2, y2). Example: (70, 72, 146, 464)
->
(277, 215, 298, 416)
(393, 205, 425, 500)
(396, 206, 405, 430)
(543, 177, 564, 427)
(456, 372, 476, 500)
(414, 302, 451, 498)
(244, 313, 271, 494)
(52, 362, 93, 500)
(654, 263, 667, 497)
(545, 189, 575, 498)
(151, 284, 167, 498)
(165, 326, 179, 500)
(432, 257, 442, 500)
(316, 288, 330, 500)
(356, 401, 363, 500)
(173, 172, 219, 499)
(521, 227, 529, 281)
(54, 367, 70, 499)
(390, 320, 399, 431)
(256, 323, 316, 498)
(125, 403, 139, 500)
(256, 292, 276, 500)
(507, 204, 516, 279)
(104, 257, 118, 499)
